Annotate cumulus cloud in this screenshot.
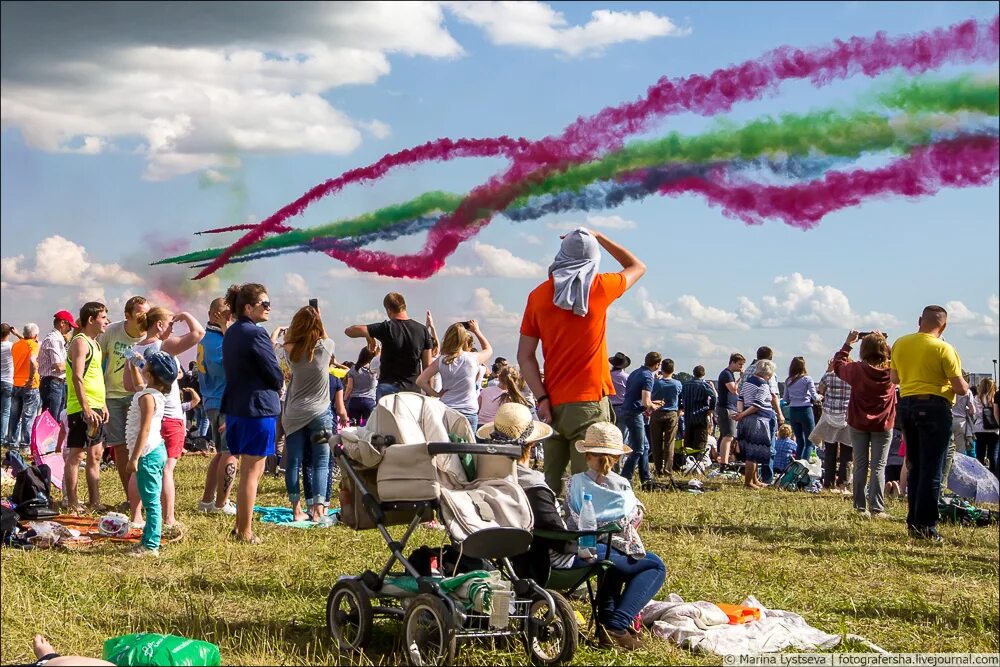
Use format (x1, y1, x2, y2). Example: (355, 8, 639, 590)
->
(945, 299, 999, 340)
(547, 213, 639, 232)
(752, 273, 900, 329)
(1, 235, 143, 288)
(445, 2, 690, 57)
(465, 287, 521, 327)
(440, 242, 545, 279)
(673, 333, 730, 358)
(1, 3, 460, 179)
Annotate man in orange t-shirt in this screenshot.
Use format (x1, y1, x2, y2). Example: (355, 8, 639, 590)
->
(9, 323, 41, 446)
(518, 228, 646, 494)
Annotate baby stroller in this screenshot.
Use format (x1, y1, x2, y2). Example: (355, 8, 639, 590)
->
(328, 393, 578, 666)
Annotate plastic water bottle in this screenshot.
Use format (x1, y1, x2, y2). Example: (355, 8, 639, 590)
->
(123, 346, 145, 369)
(577, 493, 597, 560)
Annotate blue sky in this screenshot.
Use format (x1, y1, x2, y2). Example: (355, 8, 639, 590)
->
(2, 1, 998, 376)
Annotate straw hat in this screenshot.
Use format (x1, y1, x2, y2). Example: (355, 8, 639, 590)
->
(574, 422, 632, 456)
(477, 402, 553, 444)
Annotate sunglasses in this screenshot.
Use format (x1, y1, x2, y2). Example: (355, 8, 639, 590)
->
(257, 301, 271, 310)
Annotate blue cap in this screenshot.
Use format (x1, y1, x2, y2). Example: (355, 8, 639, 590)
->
(144, 350, 178, 386)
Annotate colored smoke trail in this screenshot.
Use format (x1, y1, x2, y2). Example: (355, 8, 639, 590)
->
(661, 135, 1000, 227)
(172, 17, 1000, 278)
(158, 87, 998, 267)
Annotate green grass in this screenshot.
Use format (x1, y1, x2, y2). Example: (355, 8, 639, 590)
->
(2, 456, 997, 665)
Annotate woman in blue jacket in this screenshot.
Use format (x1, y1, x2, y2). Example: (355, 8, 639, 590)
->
(221, 283, 284, 544)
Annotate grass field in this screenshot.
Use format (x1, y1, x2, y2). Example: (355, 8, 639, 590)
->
(2, 454, 997, 665)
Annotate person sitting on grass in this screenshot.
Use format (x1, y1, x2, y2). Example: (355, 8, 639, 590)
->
(772, 423, 798, 475)
(18, 635, 113, 666)
(566, 422, 666, 651)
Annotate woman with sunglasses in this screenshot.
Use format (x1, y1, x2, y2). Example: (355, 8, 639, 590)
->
(221, 284, 283, 544)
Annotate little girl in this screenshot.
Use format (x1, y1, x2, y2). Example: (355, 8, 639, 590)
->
(772, 423, 798, 474)
(566, 422, 666, 651)
(125, 350, 177, 558)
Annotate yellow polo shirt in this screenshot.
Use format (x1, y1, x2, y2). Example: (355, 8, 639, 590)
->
(890, 332, 962, 404)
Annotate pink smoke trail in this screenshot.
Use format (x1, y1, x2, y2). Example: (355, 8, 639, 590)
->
(657, 135, 1000, 227)
(194, 136, 532, 277)
(199, 15, 999, 279)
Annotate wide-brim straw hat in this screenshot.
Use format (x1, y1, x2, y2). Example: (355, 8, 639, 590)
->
(574, 422, 632, 456)
(477, 402, 553, 444)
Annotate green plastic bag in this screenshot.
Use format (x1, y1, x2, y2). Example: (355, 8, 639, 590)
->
(102, 633, 221, 666)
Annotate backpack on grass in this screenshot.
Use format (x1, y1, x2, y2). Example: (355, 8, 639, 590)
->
(11, 463, 57, 519)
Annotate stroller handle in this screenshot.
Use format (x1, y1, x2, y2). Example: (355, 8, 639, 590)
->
(426, 442, 523, 458)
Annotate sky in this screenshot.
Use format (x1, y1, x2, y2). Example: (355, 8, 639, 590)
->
(1, 1, 998, 378)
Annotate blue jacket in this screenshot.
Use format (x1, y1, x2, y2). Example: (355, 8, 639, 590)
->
(220, 317, 283, 418)
(196, 324, 226, 412)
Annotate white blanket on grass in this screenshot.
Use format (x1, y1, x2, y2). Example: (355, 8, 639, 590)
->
(642, 594, 865, 656)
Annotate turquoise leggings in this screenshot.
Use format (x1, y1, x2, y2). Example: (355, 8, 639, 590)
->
(136, 443, 167, 550)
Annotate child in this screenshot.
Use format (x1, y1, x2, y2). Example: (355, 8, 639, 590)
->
(772, 423, 798, 474)
(566, 422, 665, 651)
(124, 350, 177, 558)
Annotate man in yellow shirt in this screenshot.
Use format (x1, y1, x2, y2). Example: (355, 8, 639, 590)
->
(890, 305, 969, 543)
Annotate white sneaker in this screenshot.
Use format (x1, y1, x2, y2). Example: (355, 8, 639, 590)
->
(208, 501, 237, 515)
(197, 500, 215, 513)
(129, 521, 146, 530)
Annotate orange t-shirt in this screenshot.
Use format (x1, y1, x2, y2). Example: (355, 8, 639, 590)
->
(520, 272, 627, 407)
(12, 338, 40, 389)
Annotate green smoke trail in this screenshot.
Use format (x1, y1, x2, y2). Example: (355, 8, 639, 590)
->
(155, 75, 998, 266)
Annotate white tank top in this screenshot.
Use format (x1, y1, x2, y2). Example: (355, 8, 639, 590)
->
(125, 388, 166, 458)
(132, 340, 183, 420)
(437, 351, 480, 413)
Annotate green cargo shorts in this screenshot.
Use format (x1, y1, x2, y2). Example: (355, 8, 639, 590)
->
(543, 396, 612, 496)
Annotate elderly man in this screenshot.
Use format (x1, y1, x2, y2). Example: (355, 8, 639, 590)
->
(517, 227, 645, 495)
(38, 309, 77, 419)
(891, 305, 969, 543)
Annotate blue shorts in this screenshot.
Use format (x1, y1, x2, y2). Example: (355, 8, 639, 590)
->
(225, 415, 277, 458)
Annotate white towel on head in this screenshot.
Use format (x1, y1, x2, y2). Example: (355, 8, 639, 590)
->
(549, 228, 600, 316)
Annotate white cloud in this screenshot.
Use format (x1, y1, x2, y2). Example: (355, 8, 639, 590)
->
(0, 235, 143, 288)
(547, 213, 639, 232)
(674, 294, 748, 330)
(804, 333, 830, 356)
(517, 233, 543, 245)
(636, 287, 683, 328)
(1, 3, 462, 179)
(673, 333, 729, 358)
(584, 214, 636, 230)
(285, 272, 311, 300)
(444, 2, 690, 57)
(465, 288, 521, 327)
(752, 273, 900, 329)
(945, 299, 999, 340)
(440, 242, 545, 279)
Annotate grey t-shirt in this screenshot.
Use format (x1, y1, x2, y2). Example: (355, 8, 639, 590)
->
(347, 365, 377, 400)
(282, 338, 334, 435)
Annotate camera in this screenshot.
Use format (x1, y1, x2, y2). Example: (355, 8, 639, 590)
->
(858, 331, 887, 339)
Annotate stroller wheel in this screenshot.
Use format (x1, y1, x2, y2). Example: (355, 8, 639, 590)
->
(402, 594, 456, 667)
(525, 590, 578, 666)
(327, 579, 373, 654)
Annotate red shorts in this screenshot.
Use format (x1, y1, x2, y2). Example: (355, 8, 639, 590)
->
(162, 417, 186, 459)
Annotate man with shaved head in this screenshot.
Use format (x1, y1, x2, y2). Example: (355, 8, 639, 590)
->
(197, 297, 237, 514)
(891, 305, 969, 543)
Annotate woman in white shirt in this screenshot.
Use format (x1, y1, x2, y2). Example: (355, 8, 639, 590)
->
(417, 320, 492, 432)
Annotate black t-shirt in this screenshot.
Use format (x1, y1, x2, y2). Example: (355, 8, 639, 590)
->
(367, 318, 433, 390)
(718, 368, 737, 412)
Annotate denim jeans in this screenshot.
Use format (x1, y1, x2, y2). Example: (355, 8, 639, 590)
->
(347, 396, 376, 426)
(375, 382, 401, 401)
(758, 413, 778, 484)
(136, 442, 167, 551)
(611, 403, 628, 444)
(284, 408, 334, 506)
(8, 386, 40, 445)
(898, 396, 952, 530)
(0, 381, 12, 445)
(194, 404, 210, 438)
(39, 377, 65, 419)
(850, 427, 891, 513)
(789, 406, 816, 460)
(572, 543, 666, 632)
(457, 410, 478, 435)
(619, 411, 651, 484)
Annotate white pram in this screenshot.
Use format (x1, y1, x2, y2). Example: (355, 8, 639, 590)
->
(328, 392, 578, 666)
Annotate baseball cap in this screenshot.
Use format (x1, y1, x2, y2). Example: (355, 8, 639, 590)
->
(54, 310, 79, 328)
(144, 349, 179, 386)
